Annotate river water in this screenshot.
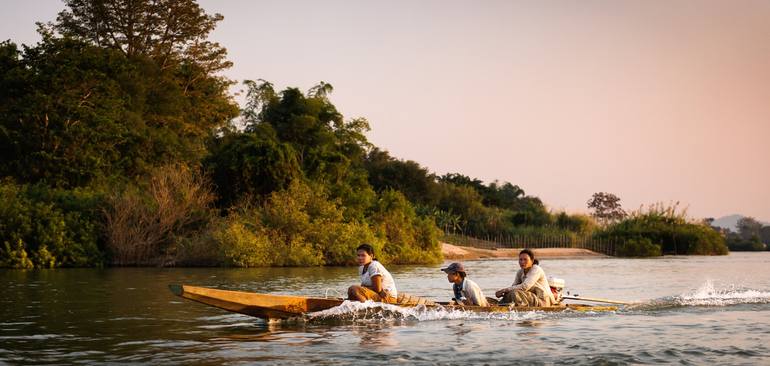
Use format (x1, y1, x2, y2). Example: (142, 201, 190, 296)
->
(2, 252, 770, 365)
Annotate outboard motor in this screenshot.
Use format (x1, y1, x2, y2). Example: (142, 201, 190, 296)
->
(548, 277, 565, 304)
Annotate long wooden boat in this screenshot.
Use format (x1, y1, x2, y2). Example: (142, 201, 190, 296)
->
(170, 284, 618, 320)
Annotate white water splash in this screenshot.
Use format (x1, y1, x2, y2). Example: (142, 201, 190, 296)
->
(306, 300, 548, 322)
(675, 280, 770, 307)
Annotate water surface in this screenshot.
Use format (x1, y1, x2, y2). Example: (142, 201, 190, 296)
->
(2, 252, 770, 364)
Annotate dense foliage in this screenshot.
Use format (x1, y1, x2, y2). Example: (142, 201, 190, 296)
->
(0, 181, 105, 268)
(721, 217, 770, 251)
(1, 0, 736, 267)
(596, 204, 728, 256)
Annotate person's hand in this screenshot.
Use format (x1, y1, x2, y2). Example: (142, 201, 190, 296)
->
(495, 289, 507, 298)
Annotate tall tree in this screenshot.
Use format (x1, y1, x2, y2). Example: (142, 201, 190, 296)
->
(736, 217, 763, 241)
(760, 226, 770, 246)
(53, 0, 229, 71)
(0, 1, 239, 187)
(587, 192, 627, 225)
(214, 80, 376, 218)
(364, 148, 440, 205)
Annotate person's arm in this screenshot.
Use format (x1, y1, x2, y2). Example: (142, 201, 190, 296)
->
(511, 266, 542, 291)
(368, 274, 384, 293)
(495, 271, 523, 297)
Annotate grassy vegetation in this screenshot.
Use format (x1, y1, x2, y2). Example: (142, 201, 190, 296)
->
(596, 203, 727, 256)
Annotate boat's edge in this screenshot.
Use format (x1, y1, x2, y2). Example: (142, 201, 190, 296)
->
(169, 284, 183, 296)
(170, 284, 620, 320)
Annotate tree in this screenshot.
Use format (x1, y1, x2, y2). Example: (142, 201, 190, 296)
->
(204, 125, 302, 207)
(0, 0, 239, 188)
(364, 148, 440, 205)
(737, 217, 763, 241)
(485, 181, 526, 209)
(587, 192, 626, 225)
(228, 80, 376, 218)
(439, 173, 486, 194)
(0, 35, 237, 188)
(760, 226, 770, 247)
(0, 38, 137, 186)
(53, 0, 229, 71)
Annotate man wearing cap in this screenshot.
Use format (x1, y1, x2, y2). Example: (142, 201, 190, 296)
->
(441, 262, 489, 307)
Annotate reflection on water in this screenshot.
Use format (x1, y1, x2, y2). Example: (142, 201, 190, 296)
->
(2, 253, 770, 364)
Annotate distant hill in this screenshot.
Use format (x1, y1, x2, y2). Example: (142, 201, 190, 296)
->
(711, 214, 770, 231)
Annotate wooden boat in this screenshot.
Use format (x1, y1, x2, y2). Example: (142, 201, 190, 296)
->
(170, 284, 619, 320)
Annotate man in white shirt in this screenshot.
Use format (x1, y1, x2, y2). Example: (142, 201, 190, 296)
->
(441, 262, 488, 307)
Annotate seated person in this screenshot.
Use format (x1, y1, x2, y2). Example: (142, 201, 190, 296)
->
(347, 243, 397, 303)
(441, 262, 488, 307)
(494, 249, 555, 307)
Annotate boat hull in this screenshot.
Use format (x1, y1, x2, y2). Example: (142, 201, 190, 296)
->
(170, 285, 617, 320)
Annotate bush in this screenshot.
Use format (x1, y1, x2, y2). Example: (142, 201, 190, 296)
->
(726, 235, 767, 251)
(0, 181, 104, 268)
(369, 189, 442, 264)
(595, 203, 728, 255)
(215, 181, 383, 267)
(214, 183, 440, 267)
(555, 212, 598, 234)
(616, 238, 662, 257)
(103, 164, 216, 266)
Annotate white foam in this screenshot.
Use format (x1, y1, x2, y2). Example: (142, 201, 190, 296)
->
(676, 280, 770, 306)
(306, 300, 548, 322)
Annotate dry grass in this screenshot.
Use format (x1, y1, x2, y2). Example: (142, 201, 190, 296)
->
(104, 164, 215, 266)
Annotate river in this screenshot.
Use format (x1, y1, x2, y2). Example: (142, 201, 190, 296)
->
(2, 252, 770, 364)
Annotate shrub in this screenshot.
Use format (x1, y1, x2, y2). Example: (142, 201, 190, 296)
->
(103, 164, 216, 266)
(369, 189, 442, 264)
(215, 181, 383, 267)
(555, 212, 598, 234)
(213, 183, 442, 267)
(0, 181, 104, 268)
(215, 217, 272, 267)
(595, 203, 728, 255)
(616, 237, 662, 257)
(726, 235, 767, 251)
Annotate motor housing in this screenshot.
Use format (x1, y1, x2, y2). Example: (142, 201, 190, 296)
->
(548, 277, 565, 303)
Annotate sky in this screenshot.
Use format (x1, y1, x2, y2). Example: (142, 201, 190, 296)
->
(2, 0, 769, 221)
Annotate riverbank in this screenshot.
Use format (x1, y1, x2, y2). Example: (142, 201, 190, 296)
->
(441, 242, 605, 260)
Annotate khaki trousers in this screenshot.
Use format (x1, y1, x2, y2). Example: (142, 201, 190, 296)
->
(502, 289, 549, 307)
(347, 285, 396, 303)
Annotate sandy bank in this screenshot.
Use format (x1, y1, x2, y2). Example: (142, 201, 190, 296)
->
(442, 242, 605, 260)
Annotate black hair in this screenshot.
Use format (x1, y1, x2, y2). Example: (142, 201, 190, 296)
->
(357, 243, 375, 257)
(519, 249, 540, 265)
(458, 271, 467, 278)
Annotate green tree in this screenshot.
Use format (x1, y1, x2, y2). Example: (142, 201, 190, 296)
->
(364, 148, 440, 205)
(204, 124, 302, 207)
(485, 181, 526, 210)
(53, 0, 229, 70)
(761, 226, 770, 247)
(238, 79, 375, 219)
(737, 217, 763, 241)
(1, 38, 136, 186)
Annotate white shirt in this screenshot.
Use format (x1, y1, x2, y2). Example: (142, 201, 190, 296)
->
(459, 278, 489, 307)
(359, 260, 398, 297)
(508, 264, 555, 306)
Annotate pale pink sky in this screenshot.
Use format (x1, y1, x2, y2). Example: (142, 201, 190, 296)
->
(3, 1, 769, 221)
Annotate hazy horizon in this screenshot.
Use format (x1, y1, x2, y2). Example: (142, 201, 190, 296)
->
(3, 0, 769, 221)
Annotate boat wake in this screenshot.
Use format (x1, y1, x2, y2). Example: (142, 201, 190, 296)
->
(306, 300, 550, 323)
(628, 280, 770, 311)
(305, 280, 770, 322)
